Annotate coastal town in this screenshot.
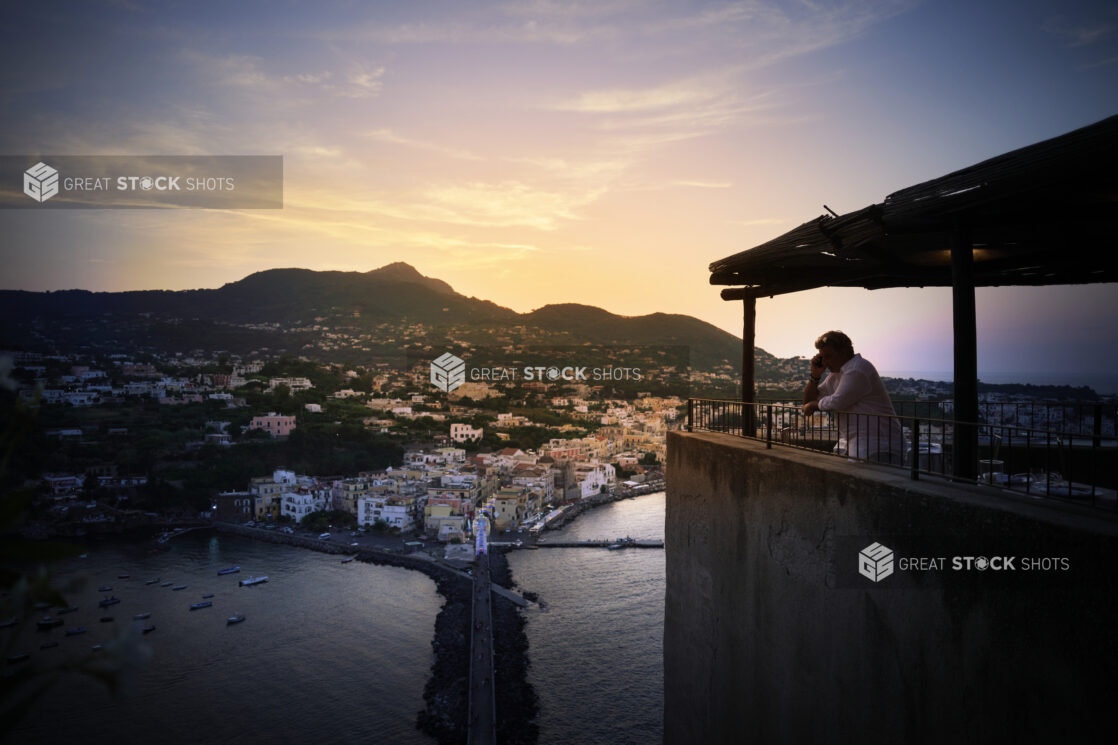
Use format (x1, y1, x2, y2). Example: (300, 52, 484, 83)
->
(3, 336, 1112, 544)
(2, 346, 675, 542)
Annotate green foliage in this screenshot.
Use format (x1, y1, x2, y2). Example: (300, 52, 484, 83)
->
(300, 509, 357, 532)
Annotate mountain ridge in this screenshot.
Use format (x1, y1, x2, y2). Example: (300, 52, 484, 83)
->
(0, 262, 753, 373)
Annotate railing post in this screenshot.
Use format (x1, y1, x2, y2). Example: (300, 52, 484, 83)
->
(687, 399, 693, 432)
(1093, 403, 1102, 450)
(911, 417, 920, 480)
(766, 404, 772, 449)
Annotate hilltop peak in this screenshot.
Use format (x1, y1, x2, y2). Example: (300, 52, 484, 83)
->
(367, 262, 455, 295)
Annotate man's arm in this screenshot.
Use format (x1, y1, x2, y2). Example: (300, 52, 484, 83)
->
(817, 367, 872, 412)
(802, 354, 825, 415)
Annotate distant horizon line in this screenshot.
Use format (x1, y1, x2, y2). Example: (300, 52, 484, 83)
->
(882, 370, 1118, 395)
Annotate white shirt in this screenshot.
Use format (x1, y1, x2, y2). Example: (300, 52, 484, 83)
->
(817, 354, 905, 460)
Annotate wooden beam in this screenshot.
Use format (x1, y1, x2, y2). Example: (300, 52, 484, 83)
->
(720, 287, 755, 301)
(742, 296, 756, 435)
(951, 222, 979, 480)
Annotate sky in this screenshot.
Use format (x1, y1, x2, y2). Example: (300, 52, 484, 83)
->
(1, 0, 1116, 389)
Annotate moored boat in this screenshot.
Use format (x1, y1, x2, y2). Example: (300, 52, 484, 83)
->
(145, 578, 160, 585)
(99, 616, 114, 623)
(40, 641, 59, 650)
(190, 601, 213, 610)
(133, 612, 151, 620)
(57, 606, 79, 614)
(160, 581, 173, 587)
(217, 566, 241, 575)
(98, 596, 121, 607)
(226, 614, 246, 625)
(239, 576, 268, 587)
(36, 616, 64, 629)
(172, 585, 187, 591)
(142, 624, 156, 634)
(98, 585, 113, 592)
(202, 593, 215, 599)
(65, 626, 87, 636)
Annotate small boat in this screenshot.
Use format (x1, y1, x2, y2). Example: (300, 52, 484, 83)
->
(190, 601, 213, 610)
(6, 653, 30, 663)
(172, 585, 187, 591)
(226, 614, 246, 625)
(98, 596, 121, 607)
(202, 593, 215, 599)
(217, 566, 241, 575)
(133, 612, 151, 620)
(142, 625, 156, 634)
(40, 641, 59, 650)
(34, 601, 51, 611)
(91, 644, 103, 652)
(160, 581, 173, 588)
(341, 555, 357, 563)
(78, 553, 88, 559)
(145, 578, 161, 585)
(65, 626, 87, 636)
(57, 606, 79, 614)
(0, 617, 17, 629)
(117, 574, 130, 579)
(239, 576, 268, 587)
(98, 585, 113, 592)
(99, 616, 114, 623)
(36, 616, 64, 629)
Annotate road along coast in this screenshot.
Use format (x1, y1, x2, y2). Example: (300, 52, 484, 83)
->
(541, 480, 665, 531)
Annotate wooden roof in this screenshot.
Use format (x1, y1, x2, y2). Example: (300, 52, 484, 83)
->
(710, 115, 1118, 299)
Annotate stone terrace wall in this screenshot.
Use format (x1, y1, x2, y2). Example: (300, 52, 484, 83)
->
(665, 431, 1118, 745)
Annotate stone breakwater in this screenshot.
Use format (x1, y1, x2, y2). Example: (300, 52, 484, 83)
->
(213, 524, 537, 744)
(488, 548, 540, 745)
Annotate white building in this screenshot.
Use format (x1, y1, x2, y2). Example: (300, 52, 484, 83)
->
(281, 489, 328, 522)
(357, 495, 418, 532)
(450, 423, 483, 443)
(268, 377, 313, 392)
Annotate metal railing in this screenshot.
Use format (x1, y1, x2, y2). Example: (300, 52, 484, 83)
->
(687, 398, 1118, 512)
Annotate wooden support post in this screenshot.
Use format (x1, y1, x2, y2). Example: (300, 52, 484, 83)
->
(951, 223, 978, 480)
(742, 296, 756, 435)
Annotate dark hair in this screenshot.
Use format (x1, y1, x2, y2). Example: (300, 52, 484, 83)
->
(814, 330, 854, 355)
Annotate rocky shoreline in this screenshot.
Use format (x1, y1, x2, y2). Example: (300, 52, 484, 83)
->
(415, 572, 472, 744)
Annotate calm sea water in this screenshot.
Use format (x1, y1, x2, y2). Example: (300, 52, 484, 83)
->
(4, 532, 441, 745)
(4, 493, 667, 745)
(510, 492, 666, 745)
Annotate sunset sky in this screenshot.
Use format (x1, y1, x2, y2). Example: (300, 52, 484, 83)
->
(2, 1, 1116, 389)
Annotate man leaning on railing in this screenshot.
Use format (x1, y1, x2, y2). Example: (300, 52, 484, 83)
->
(801, 330, 906, 465)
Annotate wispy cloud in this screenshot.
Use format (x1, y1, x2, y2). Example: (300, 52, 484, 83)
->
(1043, 16, 1115, 47)
(365, 129, 485, 161)
(183, 50, 386, 100)
(554, 83, 714, 114)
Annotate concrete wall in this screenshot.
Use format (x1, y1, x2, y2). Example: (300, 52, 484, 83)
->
(665, 431, 1118, 745)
